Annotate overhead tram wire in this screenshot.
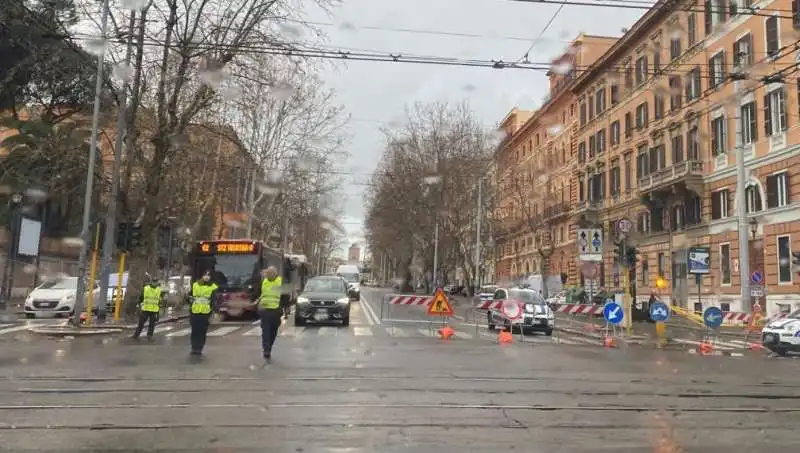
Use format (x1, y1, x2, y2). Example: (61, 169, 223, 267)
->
(517, 0, 569, 63)
(507, 0, 793, 19)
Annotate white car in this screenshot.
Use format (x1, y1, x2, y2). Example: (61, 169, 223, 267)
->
(487, 287, 554, 335)
(24, 277, 100, 319)
(761, 309, 800, 356)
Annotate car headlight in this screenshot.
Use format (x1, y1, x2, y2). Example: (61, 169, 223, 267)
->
(337, 297, 350, 304)
(297, 296, 309, 304)
(524, 303, 534, 313)
(63, 294, 75, 302)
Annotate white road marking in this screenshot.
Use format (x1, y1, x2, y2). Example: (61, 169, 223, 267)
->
(0, 325, 33, 335)
(417, 328, 436, 337)
(353, 327, 373, 336)
(358, 296, 380, 325)
(207, 326, 241, 337)
(166, 328, 191, 337)
(244, 327, 262, 336)
(153, 325, 174, 334)
(385, 327, 409, 337)
(452, 330, 473, 340)
(317, 327, 338, 337)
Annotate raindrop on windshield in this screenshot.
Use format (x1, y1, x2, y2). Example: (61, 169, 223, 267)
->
(198, 69, 226, 89)
(550, 62, 573, 75)
(279, 23, 304, 40)
(547, 124, 565, 136)
(112, 62, 134, 82)
(24, 187, 48, 202)
(61, 237, 85, 248)
(266, 168, 282, 183)
(119, 0, 149, 10)
(270, 82, 295, 101)
(84, 38, 108, 57)
(339, 22, 356, 32)
(461, 83, 477, 92)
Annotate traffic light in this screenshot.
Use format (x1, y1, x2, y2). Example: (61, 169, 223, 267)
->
(129, 224, 143, 248)
(116, 222, 131, 250)
(615, 241, 625, 265)
(625, 246, 638, 267)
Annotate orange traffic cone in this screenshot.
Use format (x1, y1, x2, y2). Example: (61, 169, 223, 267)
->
(602, 335, 616, 348)
(699, 341, 714, 355)
(79, 312, 88, 325)
(438, 326, 455, 340)
(498, 329, 513, 344)
(747, 342, 763, 351)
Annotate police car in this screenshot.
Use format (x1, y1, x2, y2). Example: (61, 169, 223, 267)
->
(486, 287, 554, 335)
(761, 309, 800, 356)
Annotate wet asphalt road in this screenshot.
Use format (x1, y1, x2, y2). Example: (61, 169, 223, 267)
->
(0, 288, 797, 452)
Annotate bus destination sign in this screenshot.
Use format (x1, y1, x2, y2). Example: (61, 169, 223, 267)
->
(200, 241, 256, 254)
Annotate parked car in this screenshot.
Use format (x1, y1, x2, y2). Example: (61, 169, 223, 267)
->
(24, 277, 100, 319)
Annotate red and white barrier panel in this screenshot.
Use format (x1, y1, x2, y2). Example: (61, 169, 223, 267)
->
(388, 295, 433, 305)
(552, 304, 604, 315)
(474, 300, 502, 310)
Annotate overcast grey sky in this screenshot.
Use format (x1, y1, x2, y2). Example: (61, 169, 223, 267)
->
(301, 0, 645, 253)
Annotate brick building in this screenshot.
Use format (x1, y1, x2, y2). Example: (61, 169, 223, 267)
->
(495, 0, 800, 316)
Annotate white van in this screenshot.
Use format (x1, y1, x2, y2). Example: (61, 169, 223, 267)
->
(336, 264, 361, 300)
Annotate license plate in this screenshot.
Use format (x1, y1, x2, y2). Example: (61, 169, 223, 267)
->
(314, 312, 328, 321)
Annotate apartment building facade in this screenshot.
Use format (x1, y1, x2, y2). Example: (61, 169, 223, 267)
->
(494, 34, 617, 287)
(571, 0, 800, 315)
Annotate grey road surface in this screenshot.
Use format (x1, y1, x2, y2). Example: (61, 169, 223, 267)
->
(0, 296, 797, 452)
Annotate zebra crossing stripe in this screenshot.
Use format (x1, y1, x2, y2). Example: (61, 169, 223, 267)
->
(208, 326, 240, 337)
(243, 327, 261, 336)
(385, 327, 409, 337)
(453, 331, 473, 340)
(317, 327, 338, 337)
(0, 325, 35, 335)
(153, 325, 174, 334)
(166, 328, 191, 337)
(353, 327, 372, 336)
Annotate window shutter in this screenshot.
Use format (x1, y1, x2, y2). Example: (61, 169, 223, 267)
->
(733, 40, 740, 67)
(711, 192, 721, 219)
(766, 17, 778, 54)
(764, 94, 773, 136)
(779, 89, 788, 131)
(794, 0, 799, 29)
(750, 101, 758, 141)
(730, 0, 738, 16)
(711, 122, 718, 155)
(708, 57, 716, 86)
(704, 1, 713, 35)
(766, 175, 778, 208)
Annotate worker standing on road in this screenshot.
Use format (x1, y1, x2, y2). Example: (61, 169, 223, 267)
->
(132, 274, 164, 340)
(187, 270, 219, 356)
(251, 266, 285, 361)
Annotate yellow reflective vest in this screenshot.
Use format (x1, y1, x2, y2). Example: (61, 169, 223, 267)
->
(259, 277, 282, 309)
(141, 285, 162, 313)
(191, 281, 218, 315)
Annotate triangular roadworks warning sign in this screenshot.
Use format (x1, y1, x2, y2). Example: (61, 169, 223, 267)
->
(427, 288, 454, 316)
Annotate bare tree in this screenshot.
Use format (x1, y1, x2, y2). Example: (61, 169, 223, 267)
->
(74, 0, 340, 311)
(365, 102, 494, 292)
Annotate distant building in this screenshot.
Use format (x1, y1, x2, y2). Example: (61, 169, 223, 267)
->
(348, 244, 361, 263)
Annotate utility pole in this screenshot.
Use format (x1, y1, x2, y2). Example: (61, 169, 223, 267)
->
(73, 0, 110, 326)
(433, 221, 439, 290)
(474, 177, 482, 295)
(733, 79, 751, 311)
(98, 11, 137, 322)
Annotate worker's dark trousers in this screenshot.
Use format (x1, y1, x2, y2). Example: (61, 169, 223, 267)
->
(133, 311, 158, 338)
(189, 313, 211, 353)
(259, 308, 283, 356)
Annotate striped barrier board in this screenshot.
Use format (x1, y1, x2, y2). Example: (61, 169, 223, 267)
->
(388, 295, 434, 305)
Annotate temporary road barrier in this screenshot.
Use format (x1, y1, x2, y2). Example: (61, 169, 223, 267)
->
(379, 291, 454, 337)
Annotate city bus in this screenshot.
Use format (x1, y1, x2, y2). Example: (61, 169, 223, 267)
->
(189, 240, 311, 319)
(190, 239, 283, 319)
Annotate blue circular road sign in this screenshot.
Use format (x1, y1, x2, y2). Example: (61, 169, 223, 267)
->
(703, 306, 724, 329)
(750, 271, 763, 285)
(603, 301, 624, 325)
(649, 301, 670, 322)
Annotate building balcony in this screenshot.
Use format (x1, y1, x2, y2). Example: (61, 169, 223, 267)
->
(543, 202, 571, 220)
(638, 160, 704, 195)
(572, 200, 603, 214)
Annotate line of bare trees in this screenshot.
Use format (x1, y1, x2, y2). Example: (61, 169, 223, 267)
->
(1, 0, 350, 314)
(365, 102, 496, 294)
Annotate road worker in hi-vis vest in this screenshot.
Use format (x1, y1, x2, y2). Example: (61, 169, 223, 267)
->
(252, 266, 286, 361)
(132, 274, 164, 339)
(187, 269, 219, 356)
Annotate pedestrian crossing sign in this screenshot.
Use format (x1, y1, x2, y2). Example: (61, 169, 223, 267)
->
(427, 288, 454, 316)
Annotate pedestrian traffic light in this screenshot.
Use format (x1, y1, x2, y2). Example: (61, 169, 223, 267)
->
(129, 224, 143, 248)
(116, 222, 131, 251)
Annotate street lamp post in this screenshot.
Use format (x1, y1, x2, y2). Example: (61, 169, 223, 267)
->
(1, 193, 24, 305)
(539, 234, 554, 300)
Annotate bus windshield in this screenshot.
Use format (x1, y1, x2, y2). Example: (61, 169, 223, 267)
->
(196, 254, 260, 289)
